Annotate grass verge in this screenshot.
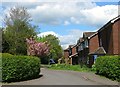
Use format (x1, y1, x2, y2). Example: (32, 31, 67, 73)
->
(48, 64, 94, 72)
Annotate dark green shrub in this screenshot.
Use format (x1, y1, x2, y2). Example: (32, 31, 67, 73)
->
(1, 53, 40, 82)
(95, 56, 120, 81)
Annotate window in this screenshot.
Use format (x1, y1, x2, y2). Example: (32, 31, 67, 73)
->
(84, 40, 88, 47)
(69, 48, 72, 55)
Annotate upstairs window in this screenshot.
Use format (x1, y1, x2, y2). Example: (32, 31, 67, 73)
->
(84, 40, 88, 47)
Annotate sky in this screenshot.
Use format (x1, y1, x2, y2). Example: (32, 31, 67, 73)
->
(0, 0, 120, 49)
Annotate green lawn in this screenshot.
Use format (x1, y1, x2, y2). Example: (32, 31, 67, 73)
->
(48, 64, 94, 72)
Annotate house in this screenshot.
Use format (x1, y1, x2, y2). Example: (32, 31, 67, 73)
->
(63, 45, 73, 64)
(77, 32, 96, 66)
(63, 15, 120, 67)
(77, 38, 84, 65)
(88, 15, 120, 67)
(64, 44, 78, 65)
(97, 15, 120, 55)
(69, 45, 78, 65)
(63, 48, 69, 64)
(88, 32, 104, 67)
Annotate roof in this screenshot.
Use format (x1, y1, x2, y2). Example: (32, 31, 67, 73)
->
(83, 32, 96, 38)
(69, 53, 78, 58)
(111, 15, 120, 23)
(88, 32, 98, 39)
(80, 38, 84, 42)
(98, 15, 120, 32)
(64, 48, 69, 51)
(89, 47, 106, 55)
(69, 45, 74, 48)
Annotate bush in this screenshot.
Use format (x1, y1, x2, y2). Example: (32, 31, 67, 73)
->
(1, 53, 40, 82)
(91, 64, 96, 71)
(95, 56, 120, 81)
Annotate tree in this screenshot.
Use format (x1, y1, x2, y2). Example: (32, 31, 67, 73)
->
(1, 28, 9, 53)
(26, 37, 49, 57)
(3, 6, 37, 55)
(36, 34, 63, 63)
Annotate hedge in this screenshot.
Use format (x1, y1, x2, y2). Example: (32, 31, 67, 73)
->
(1, 53, 40, 82)
(95, 56, 120, 81)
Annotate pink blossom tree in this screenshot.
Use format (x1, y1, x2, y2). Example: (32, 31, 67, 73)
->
(26, 37, 50, 57)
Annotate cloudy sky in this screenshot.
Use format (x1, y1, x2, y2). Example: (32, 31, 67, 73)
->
(1, 0, 120, 49)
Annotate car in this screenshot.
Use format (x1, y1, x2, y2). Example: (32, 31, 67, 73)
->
(49, 59, 55, 65)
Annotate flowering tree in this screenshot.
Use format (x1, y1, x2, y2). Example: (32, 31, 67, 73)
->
(26, 37, 49, 57)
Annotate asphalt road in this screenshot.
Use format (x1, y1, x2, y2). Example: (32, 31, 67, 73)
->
(11, 68, 119, 85)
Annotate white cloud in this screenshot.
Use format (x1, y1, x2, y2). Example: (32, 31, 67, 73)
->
(80, 5, 118, 27)
(64, 21, 70, 25)
(27, 2, 118, 27)
(38, 29, 87, 49)
(37, 31, 58, 37)
(1, 1, 118, 27)
(28, 1, 97, 25)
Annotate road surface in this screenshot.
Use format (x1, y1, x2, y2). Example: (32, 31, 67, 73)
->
(8, 68, 119, 85)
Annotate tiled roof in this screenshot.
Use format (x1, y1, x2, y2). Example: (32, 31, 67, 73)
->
(80, 38, 84, 42)
(69, 45, 74, 47)
(98, 15, 120, 32)
(69, 53, 78, 58)
(83, 32, 96, 38)
(89, 47, 106, 55)
(64, 48, 69, 51)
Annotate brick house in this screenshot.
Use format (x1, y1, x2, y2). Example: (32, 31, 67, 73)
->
(88, 15, 120, 67)
(88, 32, 106, 67)
(63, 45, 73, 64)
(98, 15, 120, 55)
(64, 15, 120, 67)
(64, 45, 78, 65)
(77, 32, 96, 65)
(69, 45, 78, 65)
(64, 48, 69, 64)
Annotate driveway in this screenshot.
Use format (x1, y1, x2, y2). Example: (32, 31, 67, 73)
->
(5, 68, 119, 85)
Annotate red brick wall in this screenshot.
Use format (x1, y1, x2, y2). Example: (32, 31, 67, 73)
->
(64, 50, 69, 58)
(72, 46, 76, 55)
(112, 19, 120, 55)
(98, 24, 113, 54)
(89, 34, 99, 53)
(119, 20, 120, 55)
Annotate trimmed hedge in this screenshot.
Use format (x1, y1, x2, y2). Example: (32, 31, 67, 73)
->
(1, 53, 40, 82)
(95, 56, 120, 81)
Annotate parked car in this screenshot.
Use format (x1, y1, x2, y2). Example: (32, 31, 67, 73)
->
(49, 59, 55, 65)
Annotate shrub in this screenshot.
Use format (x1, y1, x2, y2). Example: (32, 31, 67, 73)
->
(1, 53, 40, 82)
(91, 64, 96, 71)
(95, 56, 120, 81)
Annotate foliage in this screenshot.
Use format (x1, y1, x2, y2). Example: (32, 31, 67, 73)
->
(36, 34, 63, 63)
(2, 6, 37, 55)
(26, 37, 49, 57)
(95, 56, 120, 81)
(49, 64, 92, 72)
(91, 64, 96, 71)
(0, 29, 2, 53)
(1, 53, 40, 82)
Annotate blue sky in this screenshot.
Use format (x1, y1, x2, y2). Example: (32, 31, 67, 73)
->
(0, 0, 119, 49)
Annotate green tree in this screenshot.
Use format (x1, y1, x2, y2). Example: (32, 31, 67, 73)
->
(3, 6, 37, 55)
(1, 28, 9, 53)
(36, 34, 63, 63)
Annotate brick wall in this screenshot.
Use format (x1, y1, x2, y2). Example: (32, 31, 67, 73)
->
(98, 24, 113, 54)
(112, 19, 120, 55)
(72, 46, 77, 55)
(64, 50, 69, 59)
(89, 34, 99, 53)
